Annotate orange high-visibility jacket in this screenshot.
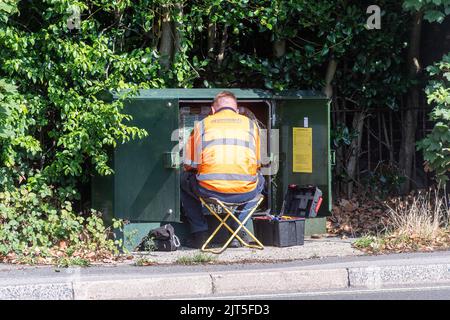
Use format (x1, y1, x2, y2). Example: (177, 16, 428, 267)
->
(184, 107, 261, 194)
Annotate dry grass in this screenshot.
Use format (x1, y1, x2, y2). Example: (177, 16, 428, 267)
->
(385, 189, 449, 240)
(175, 253, 216, 265)
(354, 189, 450, 253)
(134, 257, 157, 266)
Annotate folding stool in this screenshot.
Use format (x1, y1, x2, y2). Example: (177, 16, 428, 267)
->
(199, 194, 264, 254)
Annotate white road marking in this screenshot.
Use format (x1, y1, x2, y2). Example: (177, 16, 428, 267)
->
(179, 284, 450, 300)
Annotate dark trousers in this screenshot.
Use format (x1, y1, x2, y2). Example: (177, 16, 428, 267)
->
(180, 171, 265, 234)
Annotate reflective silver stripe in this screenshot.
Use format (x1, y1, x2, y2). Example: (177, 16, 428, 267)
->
(253, 121, 260, 161)
(199, 120, 205, 142)
(248, 119, 256, 151)
(197, 173, 258, 182)
(203, 138, 251, 149)
(248, 137, 255, 151)
(248, 119, 255, 140)
(194, 120, 205, 165)
(199, 118, 258, 159)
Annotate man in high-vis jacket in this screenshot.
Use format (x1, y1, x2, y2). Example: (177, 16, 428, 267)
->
(181, 91, 264, 248)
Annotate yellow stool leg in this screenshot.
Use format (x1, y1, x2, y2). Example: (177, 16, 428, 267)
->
(216, 198, 264, 250)
(199, 199, 247, 254)
(199, 197, 264, 254)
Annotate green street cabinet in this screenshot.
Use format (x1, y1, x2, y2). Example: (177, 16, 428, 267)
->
(92, 89, 331, 249)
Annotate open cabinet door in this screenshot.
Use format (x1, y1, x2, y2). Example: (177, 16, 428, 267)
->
(274, 96, 331, 218)
(114, 98, 180, 222)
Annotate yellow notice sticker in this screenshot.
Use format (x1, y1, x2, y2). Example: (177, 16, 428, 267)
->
(293, 127, 312, 173)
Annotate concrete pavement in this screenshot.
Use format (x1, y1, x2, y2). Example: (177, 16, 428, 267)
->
(1, 251, 450, 299)
(132, 236, 363, 264)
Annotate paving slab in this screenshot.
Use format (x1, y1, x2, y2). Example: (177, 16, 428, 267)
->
(131, 236, 363, 264)
(0, 283, 73, 300)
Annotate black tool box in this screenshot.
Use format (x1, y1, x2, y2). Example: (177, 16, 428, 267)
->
(281, 184, 323, 218)
(253, 216, 305, 247)
(252, 185, 323, 247)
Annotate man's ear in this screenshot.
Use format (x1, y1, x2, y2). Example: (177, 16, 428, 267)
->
(210, 106, 215, 114)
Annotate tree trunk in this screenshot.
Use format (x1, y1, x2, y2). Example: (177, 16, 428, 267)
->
(382, 113, 394, 164)
(207, 21, 216, 58)
(273, 39, 286, 58)
(323, 58, 337, 98)
(346, 111, 365, 198)
(399, 11, 423, 194)
(217, 25, 228, 67)
(325, 57, 338, 197)
(336, 130, 344, 197)
(159, 5, 173, 70)
(172, 3, 183, 58)
(332, 95, 342, 198)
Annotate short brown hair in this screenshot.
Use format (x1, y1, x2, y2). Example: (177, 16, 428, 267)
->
(213, 91, 237, 105)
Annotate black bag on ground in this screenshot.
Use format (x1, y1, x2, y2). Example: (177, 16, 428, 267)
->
(137, 224, 180, 252)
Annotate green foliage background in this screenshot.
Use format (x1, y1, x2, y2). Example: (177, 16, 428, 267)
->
(0, 0, 413, 182)
(0, 0, 448, 261)
(417, 54, 450, 182)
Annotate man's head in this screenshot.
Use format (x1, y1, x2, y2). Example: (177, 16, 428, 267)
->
(211, 91, 238, 113)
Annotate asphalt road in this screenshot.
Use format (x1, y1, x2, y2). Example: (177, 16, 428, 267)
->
(194, 283, 450, 300)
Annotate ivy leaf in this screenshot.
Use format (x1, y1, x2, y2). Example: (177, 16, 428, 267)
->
(443, 72, 450, 81)
(424, 10, 446, 23)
